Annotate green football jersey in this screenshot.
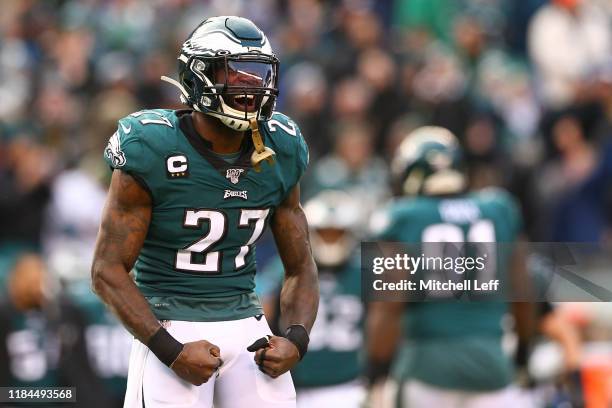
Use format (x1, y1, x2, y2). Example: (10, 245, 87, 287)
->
(103, 109, 309, 321)
(257, 255, 363, 387)
(374, 189, 522, 391)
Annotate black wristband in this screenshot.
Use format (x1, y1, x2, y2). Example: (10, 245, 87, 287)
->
(365, 360, 391, 386)
(147, 327, 184, 367)
(284, 324, 309, 360)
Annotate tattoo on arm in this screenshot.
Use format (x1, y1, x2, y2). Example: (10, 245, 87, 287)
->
(91, 170, 161, 343)
(271, 185, 319, 332)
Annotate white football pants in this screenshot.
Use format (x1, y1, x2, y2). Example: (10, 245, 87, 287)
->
(381, 379, 535, 408)
(297, 381, 365, 408)
(123, 316, 296, 408)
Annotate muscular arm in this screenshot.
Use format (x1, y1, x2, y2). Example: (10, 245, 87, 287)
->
(366, 300, 403, 404)
(271, 185, 318, 332)
(367, 301, 403, 366)
(91, 170, 160, 343)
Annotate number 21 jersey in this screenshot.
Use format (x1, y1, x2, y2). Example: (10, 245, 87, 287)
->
(372, 189, 523, 391)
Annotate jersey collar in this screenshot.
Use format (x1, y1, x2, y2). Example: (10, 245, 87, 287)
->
(176, 110, 255, 174)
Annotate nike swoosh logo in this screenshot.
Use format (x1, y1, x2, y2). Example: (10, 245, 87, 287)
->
(120, 122, 131, 134)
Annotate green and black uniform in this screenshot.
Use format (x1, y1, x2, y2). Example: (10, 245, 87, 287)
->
(104, 109, 308, 322)
(375, 189, 522, 392)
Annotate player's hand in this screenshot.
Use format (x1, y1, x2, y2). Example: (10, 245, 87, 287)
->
(170, 340, 223, 385)
(248, 335, 300, 378)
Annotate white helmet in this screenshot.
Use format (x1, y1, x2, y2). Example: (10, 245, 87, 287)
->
(304, 190, 362, 268)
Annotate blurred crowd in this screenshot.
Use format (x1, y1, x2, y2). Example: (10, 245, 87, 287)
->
(1, 0, 612, 405)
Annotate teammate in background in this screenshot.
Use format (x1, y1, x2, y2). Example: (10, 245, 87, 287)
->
(257, 190, 365, 408)
(91, 16, 318, 408)
(0, 253, 112, 408)
(367, 127, 535, 407)
(0, 254, 60, 388)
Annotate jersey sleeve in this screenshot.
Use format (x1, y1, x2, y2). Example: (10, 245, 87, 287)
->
(262, 112, 310, 193)
(369, 203, 400, 241)
(104, 115, 152, 178)
(295, 124, 309, 182)
(481, 188, 524, 240)
(369, 199, 423, 243)
(103, 112, 172, 198)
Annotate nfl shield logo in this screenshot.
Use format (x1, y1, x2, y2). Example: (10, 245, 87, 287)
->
(226, 168, 244, 184)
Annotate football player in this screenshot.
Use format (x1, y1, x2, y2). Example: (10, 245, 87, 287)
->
(91, 16, 318, 408)
(367, 126, 535, 407)
(257, 190, 365, 408)
(0, 254, 113, 408)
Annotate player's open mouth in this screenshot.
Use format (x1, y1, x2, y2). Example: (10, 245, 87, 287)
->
(233, 95, 256, 111)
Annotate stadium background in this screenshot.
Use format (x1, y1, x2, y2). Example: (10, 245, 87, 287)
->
(0, 0, 612, 406)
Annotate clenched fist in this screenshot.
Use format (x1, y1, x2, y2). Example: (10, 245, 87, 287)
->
(170, 340, 223, 385)
(248, 336, 300, 378)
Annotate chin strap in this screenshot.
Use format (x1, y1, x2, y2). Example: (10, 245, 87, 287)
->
(249, 118, 276, 172)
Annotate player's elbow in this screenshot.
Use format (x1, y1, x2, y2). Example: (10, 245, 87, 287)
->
(90, 259, 112, 297)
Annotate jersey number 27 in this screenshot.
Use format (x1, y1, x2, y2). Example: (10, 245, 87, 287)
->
(175, 209, 269, 273)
